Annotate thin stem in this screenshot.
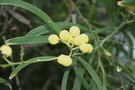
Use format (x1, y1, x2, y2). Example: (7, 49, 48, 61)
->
(98, 51, 107, 88)
(72, 53, 84, 56)
(2, 56, 12, 64)
(0, 62, 22, 68)
(71, 14, 77, 24)
(101, 19, 135, 46)
(94, 30, 107, 89)
(14, 76, 22, 90)
(0, 57, 57, 68)
(20, 45, 24, 62)
(69, 0, 93, 31)
(69, 48, 73, 56)
(72, 47, 79, 51)
(60, 40, 72, 48)
(69, 44, 74, 56)
(10, 57, 22, 90)
(109, 57, 126, 90)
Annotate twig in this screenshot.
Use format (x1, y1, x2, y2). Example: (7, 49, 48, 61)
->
(109, 57, 126, 90)
(20, 45, 24, 62)
(10, 56, 22, 90)
(69, 0, 93, 31)
(98, 51, 107, 87)
(100, 20, 135, 46)
(72, 53, 84, 56)
(2, 56, 12, 64)
(0, 57, 57, 68)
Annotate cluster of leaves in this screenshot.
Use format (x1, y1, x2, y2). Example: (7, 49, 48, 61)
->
(0, 0, 135, 90)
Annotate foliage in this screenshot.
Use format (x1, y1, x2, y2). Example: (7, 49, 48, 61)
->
(0, 0, 135, 90)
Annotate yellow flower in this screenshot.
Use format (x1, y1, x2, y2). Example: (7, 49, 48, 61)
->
(69, 26, 80, 37)
(59, 30, 70, 42)
(68, 34, 74, 44)
(74, 34, 89, 46)
(48, 34, 59, 45)
(57, 54, 72, 67)
(0, 45, 12, 57)
(79, 43, 93, 53)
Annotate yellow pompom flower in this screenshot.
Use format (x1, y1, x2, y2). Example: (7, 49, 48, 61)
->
(69, 26, 80, 37)
(48, 34, 59, 45)
(59, 30, 70, 42)
(0, 45, 12, 57)
(68, 34, 74, 44)
(57, 54, 72, 67)
(74, 34, 89, 46)
(79, 43, 93, 53)
(80, 34, 89, 43)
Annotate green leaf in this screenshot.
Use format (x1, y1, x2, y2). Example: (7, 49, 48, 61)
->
(88, 79, 98, 90)
(61, 68, 71, 90)
(73, 66, 86, 90)
(122, 32, 134, 59)
(118, 0, 135, 7)
(8, 10, 31, 26)
(55, 22, 91, 33)
(0, 0, 60, 34)
(0, 77, 12, 90)
(6, 36, 49, 45)
(26, 22, 91, 37)
(9, 64, 27, 80)
(9, 56, 57, 79)
(26, 25, 49, 36)
(75, 57, 103, 90)
(88, 3, 96, 20)
(115, 61, 135, 83)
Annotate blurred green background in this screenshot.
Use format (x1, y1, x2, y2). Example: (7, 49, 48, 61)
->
(0, 0, 135, 90)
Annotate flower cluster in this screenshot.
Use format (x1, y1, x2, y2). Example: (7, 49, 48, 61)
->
(48, 26, 93, 67)
(0, 45, 12, 57)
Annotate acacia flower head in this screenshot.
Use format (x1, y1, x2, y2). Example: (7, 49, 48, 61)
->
(0, 45, 12, 57)
(48, 34, 59, 45)
(79, 43, 93, 53)
(74, 34, 89, 46)
(59, 30, 70, 42)
(57, 54, 72, 67)
(69, 26, 80, 37)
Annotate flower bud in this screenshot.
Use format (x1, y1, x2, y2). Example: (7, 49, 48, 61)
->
(59, 30, 70, 42)
(69, 26, 80, 37)
(74, 34, 89, 46)
(57, 54, 72, 67)
(0, 45, 12, 57)
(79, 43, 93, 53)
(68, 34, 74, 44)
(48, 34, 59, 45)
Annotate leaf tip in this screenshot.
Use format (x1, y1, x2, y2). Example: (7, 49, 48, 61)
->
(117, 1, 127, 7)
(9, 76, 13, 80)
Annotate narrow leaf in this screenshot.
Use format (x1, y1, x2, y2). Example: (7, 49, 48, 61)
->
(6, 36, 49, 45)
(8, 10, 31, 26)
(115, 61, 135, 83)
(26, 25, 49, 36)
(9, 56, 57, 79)
(0, 0, 60, 33)
(118, 0, 135, 7)
(73, 66, 85, 90)
(61, 68, 71, 90)
(26, 22, 91, 36)
(0, 77, 12, 90)
(75, 57, 103, 90)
